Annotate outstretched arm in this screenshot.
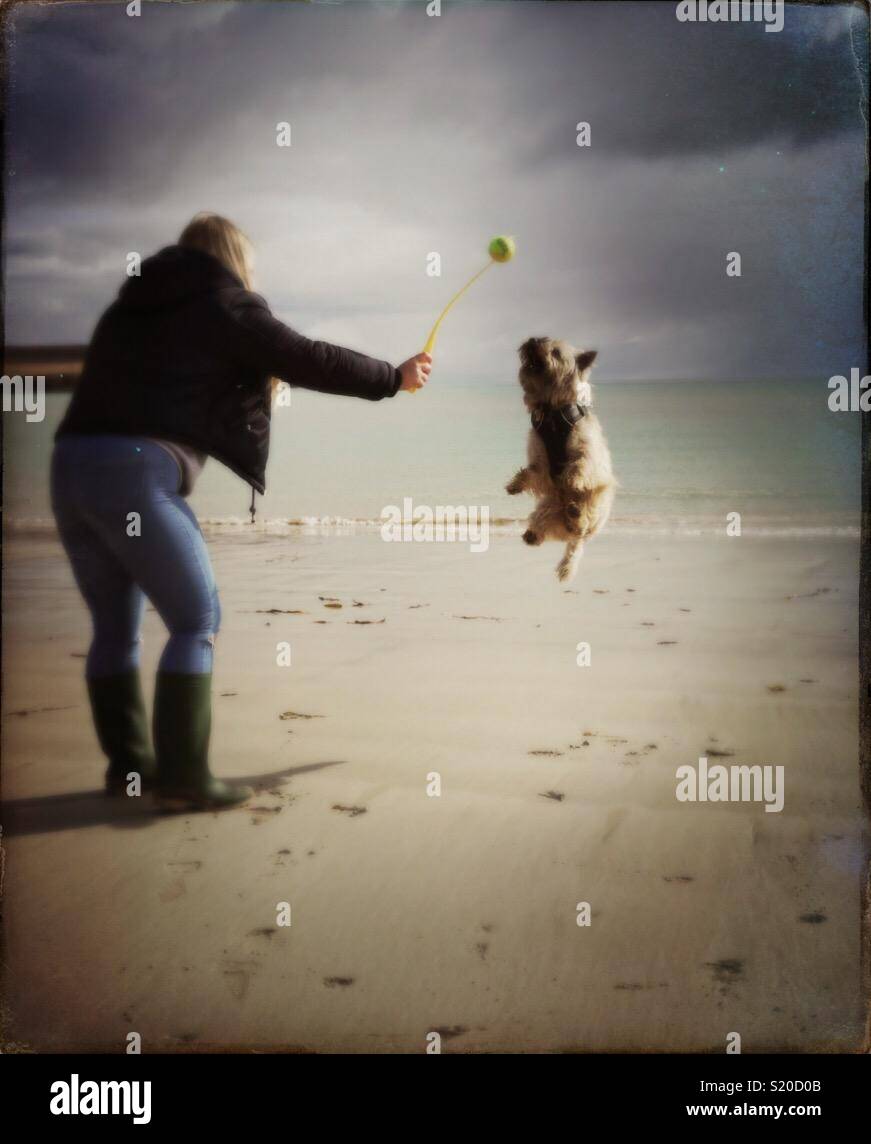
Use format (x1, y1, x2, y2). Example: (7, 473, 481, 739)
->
(225, 290, 429, 399)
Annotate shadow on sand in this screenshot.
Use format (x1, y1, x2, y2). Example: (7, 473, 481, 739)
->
(1, 761, 345, 837)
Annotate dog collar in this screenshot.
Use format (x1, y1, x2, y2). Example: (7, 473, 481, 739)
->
(531, 402, 587, 430)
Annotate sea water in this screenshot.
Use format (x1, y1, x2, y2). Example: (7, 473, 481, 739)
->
(2, 378, 860, 537)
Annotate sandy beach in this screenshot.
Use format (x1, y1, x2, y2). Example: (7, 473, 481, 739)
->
(1, 524, 865, 1053)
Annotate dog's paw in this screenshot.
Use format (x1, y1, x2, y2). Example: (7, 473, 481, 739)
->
(505, 481, 521, 496)
(522, 529, 541, 546)
(556, 545, 583, 581)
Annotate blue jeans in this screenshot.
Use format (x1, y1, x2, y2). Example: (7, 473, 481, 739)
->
(51, 435, 220, 677)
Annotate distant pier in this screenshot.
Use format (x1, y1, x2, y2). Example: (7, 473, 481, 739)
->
(3, 346, 85, 391)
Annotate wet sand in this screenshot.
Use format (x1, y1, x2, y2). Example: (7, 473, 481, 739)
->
(1, 528, 866, 1052)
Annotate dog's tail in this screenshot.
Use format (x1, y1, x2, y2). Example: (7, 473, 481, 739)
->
(556, 537, 584, 582)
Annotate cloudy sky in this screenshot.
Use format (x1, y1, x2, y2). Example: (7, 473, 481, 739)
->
(5, 0, 868, 381)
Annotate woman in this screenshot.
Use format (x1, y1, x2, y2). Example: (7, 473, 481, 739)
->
(52, 212, 430, 812)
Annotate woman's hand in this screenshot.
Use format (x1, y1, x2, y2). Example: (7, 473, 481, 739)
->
(398, 352, 432, 392)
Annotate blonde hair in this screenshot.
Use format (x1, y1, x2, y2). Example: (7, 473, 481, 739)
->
(178, 211, 253, 289)
(179, 212, 280, 398)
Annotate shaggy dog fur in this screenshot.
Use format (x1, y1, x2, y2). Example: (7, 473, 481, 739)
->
(506, 337, 616, 581)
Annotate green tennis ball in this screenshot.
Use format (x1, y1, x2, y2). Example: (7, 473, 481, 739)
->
(488, 235, 516, 263)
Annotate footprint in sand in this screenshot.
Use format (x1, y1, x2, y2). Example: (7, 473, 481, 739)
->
(323, 976, 355, 988)
(222, 959, 258, 1001)
(538, 790, 565, 802)
(450, 614, 504, 622)
(159, 859, 203, 901)
(600, 807, 626, 844)
(7, 704, 77, 718)
(799, 912, 827, 924)
(529, 749, 563, 757)
(159, 878, 187, 903)
(249, 805, 283, 826)
(332, 804, 367, 817)
(785, 587, 833, 600)
(705, 958, 744, 994)
(766, 684, 787, 693)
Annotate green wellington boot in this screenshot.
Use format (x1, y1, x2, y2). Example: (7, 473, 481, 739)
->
(88, 670, 157, 797)
(153, 671, 252, 812)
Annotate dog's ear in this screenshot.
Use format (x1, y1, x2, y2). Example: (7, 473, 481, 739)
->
(576, 349, 598, 372)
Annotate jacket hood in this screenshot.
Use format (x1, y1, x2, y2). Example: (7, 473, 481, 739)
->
(117, 244, 244, 311)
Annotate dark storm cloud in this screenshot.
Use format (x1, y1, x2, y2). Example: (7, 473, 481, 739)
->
(3, 0, 867, 379)
(9, 0, 865, 192)
(6, 1, 261, 197)
(517, 1, 867, 163)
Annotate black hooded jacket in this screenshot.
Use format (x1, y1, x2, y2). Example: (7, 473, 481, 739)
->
(56, 245, 403, 493)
